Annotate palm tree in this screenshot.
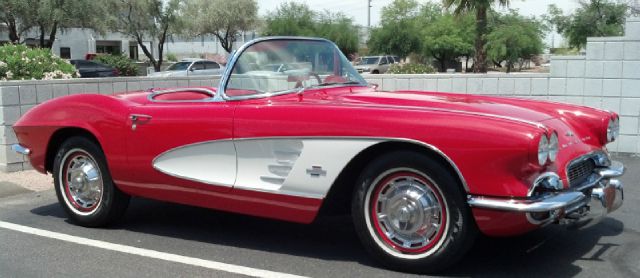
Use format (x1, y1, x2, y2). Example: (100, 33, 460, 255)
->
(443, 0, 510, 73)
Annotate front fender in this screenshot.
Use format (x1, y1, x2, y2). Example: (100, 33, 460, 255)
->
(13, 94, 131, 176)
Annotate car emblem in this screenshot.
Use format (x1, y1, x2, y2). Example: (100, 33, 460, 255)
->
(565, 131, 575, 137)
(306, 166, 327, 177)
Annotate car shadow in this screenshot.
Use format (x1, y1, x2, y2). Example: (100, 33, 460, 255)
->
(30, 196, 625, 276)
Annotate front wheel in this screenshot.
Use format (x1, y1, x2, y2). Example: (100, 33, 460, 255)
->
(53, 136, 130, 227)
(352, 151, 476, 273)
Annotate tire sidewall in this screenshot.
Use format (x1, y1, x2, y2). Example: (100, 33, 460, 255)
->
(53, 137, 118, 227)
(352, 151, 475, 272)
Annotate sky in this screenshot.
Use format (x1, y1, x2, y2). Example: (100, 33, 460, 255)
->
(257, 0, 582, 46)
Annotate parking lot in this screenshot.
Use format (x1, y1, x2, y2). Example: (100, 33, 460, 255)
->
(0, 154, 638, 277)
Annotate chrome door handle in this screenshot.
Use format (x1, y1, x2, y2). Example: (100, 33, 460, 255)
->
(130, 114, 152, 130)
(130, 114, 152, 121)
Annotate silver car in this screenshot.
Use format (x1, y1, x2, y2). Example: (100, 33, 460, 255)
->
(149, 59, 224, 77)
(354, 55, 398, 74)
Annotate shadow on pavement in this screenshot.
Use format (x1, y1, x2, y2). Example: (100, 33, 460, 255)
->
(30, 195, 625, 276)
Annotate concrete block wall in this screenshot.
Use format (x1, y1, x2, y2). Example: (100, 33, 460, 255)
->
(0, 76, 220, 172)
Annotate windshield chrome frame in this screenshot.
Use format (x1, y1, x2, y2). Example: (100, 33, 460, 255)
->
(214, 36, 368, 102)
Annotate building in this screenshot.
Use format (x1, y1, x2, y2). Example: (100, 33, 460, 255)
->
(0, 25, 257, 62)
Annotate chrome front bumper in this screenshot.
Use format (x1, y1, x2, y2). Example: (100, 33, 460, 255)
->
(11, 144, 31, 155)
(468, 160, 625, 229)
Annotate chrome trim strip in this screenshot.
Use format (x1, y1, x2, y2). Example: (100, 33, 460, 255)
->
(468, 192, 586, 213)
(11, 144, 31, 155)
(149, 136, 470, 194)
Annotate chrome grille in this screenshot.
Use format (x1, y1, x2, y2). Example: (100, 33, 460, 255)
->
(567, 157, 596, 187)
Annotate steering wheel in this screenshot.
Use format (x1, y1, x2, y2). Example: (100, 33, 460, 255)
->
(308, 72, 322, 85)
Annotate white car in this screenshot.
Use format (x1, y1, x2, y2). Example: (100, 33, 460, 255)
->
(149, 59, 224, 77)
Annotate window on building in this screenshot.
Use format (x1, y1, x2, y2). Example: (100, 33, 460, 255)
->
(129, 45, 139, 60)
(96, 45, 120, 55)
(60, 47, 71, 59)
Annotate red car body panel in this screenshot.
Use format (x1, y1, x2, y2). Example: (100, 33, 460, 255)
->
(13, 84, 617, 233)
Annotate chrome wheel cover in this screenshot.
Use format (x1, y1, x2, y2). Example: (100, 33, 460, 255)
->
(60, 149, 104, 215)
(365, 168, 449, 259)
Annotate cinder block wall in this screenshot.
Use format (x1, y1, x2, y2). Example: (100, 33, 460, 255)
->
(1, 17, 639, 172)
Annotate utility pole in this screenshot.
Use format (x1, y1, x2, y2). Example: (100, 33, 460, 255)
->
(367, 0, 372, 29)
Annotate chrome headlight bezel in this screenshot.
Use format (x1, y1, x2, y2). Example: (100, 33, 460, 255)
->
(607, 116, 619, 142)
(537, 134, 549, 166)
(548, 132, 559, 162)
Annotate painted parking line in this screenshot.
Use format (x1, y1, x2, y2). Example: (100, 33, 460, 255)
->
(0, 221, 308, 278)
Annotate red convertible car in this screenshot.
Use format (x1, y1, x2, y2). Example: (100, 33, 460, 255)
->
(12, 37, 625, 273)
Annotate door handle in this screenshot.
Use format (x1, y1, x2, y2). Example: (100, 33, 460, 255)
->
(130, 114, 152, 121)
(130, 114, 152, 130)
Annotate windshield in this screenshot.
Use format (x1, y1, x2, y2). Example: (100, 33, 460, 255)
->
(225, 39, 367, 98)
(166, 62, 191, 71)
(359, 57, 380, 65)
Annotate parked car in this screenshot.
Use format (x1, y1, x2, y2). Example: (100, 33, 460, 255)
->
(354, 55, 398, 74)
(12, 37, 625, 273)
(69, 60, 119, 78)
(148, 58, 224, 77)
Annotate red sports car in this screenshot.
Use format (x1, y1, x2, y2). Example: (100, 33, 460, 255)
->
(12, 37, 625, 273)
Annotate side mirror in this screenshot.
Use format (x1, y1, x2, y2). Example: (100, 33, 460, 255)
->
(189, 67, 195, 72)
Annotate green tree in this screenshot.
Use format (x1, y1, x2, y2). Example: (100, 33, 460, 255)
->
(1, 0, 107, 48)
(183, 0, 258, 53)
(547, 0, 628, 49)
(107, 0, 184, 71)
(485, 11, 544, 72)
(263, 2, 316, 36)
(262, 2, 360, 56)
(422, 13, 474, 72)
(0, 0, 30, 43)
(316, 11, 360, 55)
(368, 0, 422, 58)
(443, 0, 511, 73)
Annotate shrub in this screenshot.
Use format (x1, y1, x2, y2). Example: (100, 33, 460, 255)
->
(166, 53, 178, 62)
(387, 63, 436, 74)
(94, 54, 138, 76)
(0, 44, 78, 81)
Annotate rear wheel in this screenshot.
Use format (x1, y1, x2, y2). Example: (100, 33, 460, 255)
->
(352, 151, 476, 273)
(53, 136, 130, 227)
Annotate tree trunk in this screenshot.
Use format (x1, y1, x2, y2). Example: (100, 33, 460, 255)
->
(465, 56, 470, 72)
(6, 17, 20, 43)
(45, 22, 59, 49)
(136, 35, 158, 72)
(474, 7, 488, 73)
(154, 26, 169, 72)
(39, 24, 46, 48)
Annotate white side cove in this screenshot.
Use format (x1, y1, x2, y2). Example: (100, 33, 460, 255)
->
(234, 139, 380, 198)
(153, 140, 237, 187)
(152, 138, 381, 198)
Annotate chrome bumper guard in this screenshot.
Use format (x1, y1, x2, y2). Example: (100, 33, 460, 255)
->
(11, 144, 31, 155)
(468, 160, 625, 229)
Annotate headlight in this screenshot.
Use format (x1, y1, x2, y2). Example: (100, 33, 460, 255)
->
(548, 132, 558, 162)
(537, 135, 549, 166)
(607, 117, 619, 142)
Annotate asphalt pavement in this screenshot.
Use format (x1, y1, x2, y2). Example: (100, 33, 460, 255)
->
(0, 153, 638, 277)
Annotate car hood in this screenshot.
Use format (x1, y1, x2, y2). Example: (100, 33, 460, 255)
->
(336, 90, 556, 123)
